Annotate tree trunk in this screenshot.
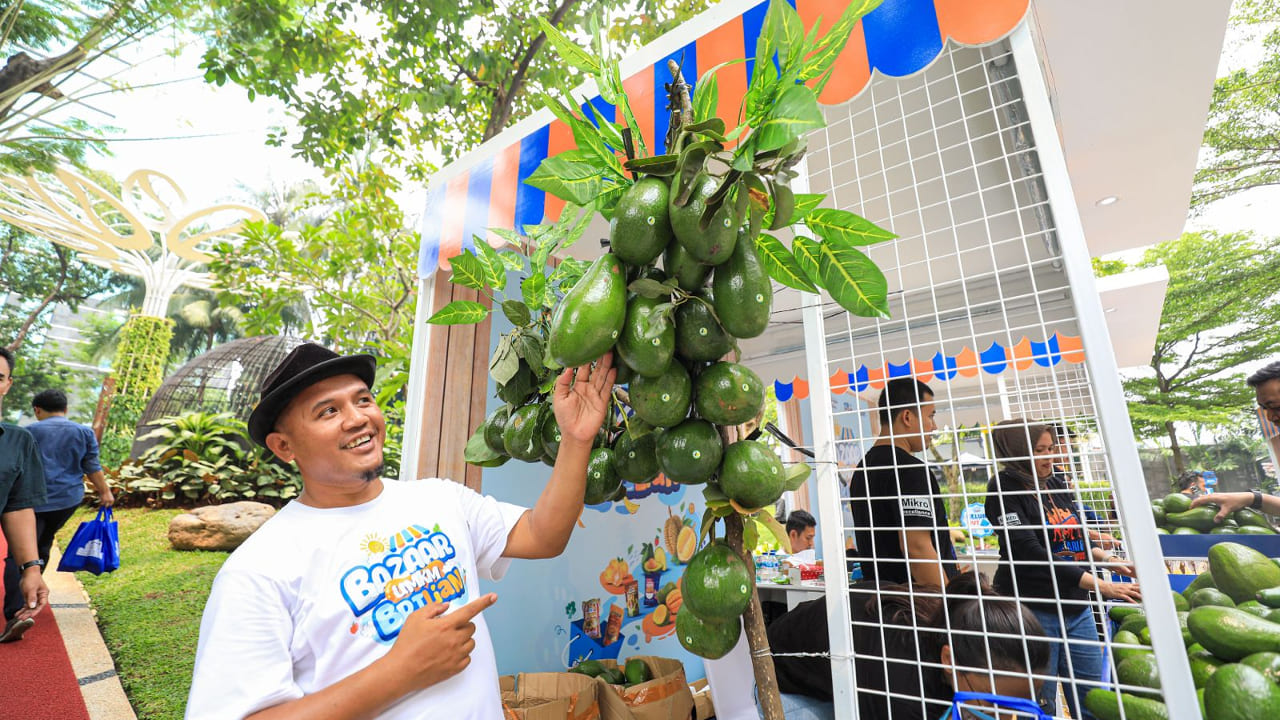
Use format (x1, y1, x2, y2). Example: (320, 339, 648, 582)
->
(725, 513, 783, 720)
(1166, 420, 1185, 476)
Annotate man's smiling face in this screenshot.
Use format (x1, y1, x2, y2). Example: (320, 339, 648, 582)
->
(266, 373, 386, 490)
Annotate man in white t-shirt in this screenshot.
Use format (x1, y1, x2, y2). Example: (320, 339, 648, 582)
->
(186, 342, 615, 720)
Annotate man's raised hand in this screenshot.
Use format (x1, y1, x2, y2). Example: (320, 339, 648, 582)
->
(554, 353, 616, 445)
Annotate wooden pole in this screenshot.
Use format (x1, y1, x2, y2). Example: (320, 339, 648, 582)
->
(725, 512, 784, 719)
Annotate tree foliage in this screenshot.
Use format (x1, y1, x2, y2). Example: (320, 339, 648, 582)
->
(0, 0, 201, 171)
(198, 0, 712, 176)
(1123, 230, 1280, 472)
(0, 223, 121, 351)
(1191, 3, 1280, 210)
(208, 164, 418, 400)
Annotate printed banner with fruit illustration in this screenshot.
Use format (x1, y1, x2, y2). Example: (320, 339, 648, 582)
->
(417, 0, 1029, 274)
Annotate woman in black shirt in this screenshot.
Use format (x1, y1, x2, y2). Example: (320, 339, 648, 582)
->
(768, 572, 1050, 720)
(986, 420, 1142, 720)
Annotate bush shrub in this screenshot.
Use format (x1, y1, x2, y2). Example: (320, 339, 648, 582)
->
(104, 411, 301, 508)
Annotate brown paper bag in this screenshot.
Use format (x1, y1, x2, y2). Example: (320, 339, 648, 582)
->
(505, 671, 602, 720)
(689, 678, 715, 720)
(594, 656, 695, 720)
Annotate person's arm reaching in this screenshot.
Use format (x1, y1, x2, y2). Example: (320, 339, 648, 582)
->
(243, 594, 498, 720)
(901, 529, 946, 588)
(503, 355, 615, 560)
(81, 428, 113, 507)
(1192, 491, 1280, 520)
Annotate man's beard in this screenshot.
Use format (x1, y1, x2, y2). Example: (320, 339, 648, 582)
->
(360, 463, 385, 483)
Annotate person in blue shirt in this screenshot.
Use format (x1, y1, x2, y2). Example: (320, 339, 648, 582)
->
(0, 347, 51, 643)
(2, 388, 113, 638)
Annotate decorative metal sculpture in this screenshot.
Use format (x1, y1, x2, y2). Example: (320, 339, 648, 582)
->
(0, 167, 265, 316)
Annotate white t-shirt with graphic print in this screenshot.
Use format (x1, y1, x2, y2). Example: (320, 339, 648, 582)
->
(186, 478, 527, 720)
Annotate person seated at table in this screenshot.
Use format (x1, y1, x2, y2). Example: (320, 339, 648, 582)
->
(786, 509, 817, 559)
(766, 571, 1050, 720)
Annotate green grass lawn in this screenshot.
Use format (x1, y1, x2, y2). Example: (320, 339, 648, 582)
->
(58, 507, 229, 720)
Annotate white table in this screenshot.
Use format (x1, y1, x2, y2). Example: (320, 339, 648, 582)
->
(756, 579, 827, 611)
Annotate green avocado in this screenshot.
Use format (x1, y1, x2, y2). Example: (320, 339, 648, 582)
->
(674, 290, 733, 362)
(1188, 649, 1223, 688)
(1234, 525, 1277, 535)
(1116, 654, 1161, 698)
(655, 419, 723, 484)
(1209, 541, 1280, 603)
(572, 659, 606, 677)
(615, 295, 675, 378)
(712, 233, 772, 339)
(1163, 493, 1193, 514)
(540, 411, 562, 461)
(611, 177, 673, 266)
(1234, 507, 1274, 530)
(1111, 630, 1150, 666)
(624, 658, 653, 686)
(693, 361, 764, 426)
(1083, 689, 1169, 720)
(1183, 571, 1217, 598)
(599, 667, 627, 685)
(1151, 504, 1166, 527)
(548, 253, 626, 368)
(629, 362, 692, 427)
(1172, 525, 1203, 535)
(1188, 606, 1280, 660)
(719, 439, 785, 510)
(483, 406, 511, 455)
(584, 447, 621, 505)
(1205, 662, 1280, 720)
(1241, 651, 1280, 684)
(1166, 507, 1221, 533)
(669, 174, 738, 265)
(1190, 588, 1236, 609)
(502, 404, 546, 462)
(663, 238, 711, 292)
(613, 429, 660, 483)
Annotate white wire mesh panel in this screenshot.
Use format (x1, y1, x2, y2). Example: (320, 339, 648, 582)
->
(770, 36, 1170, 720)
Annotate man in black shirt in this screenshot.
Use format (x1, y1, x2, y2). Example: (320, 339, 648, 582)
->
(849, 378, 956, 587)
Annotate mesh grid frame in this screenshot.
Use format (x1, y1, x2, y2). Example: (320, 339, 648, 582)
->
(774, 31, 1192, 720)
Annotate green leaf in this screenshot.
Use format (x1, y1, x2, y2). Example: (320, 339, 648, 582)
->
(804, 0, 885, 90)
(791, 193, 825, 222)
(501, 299, 531, 326)
(692, 65, 719, 125)
(498, 250, 526, 272)
(515, 333, 544, 370)
(770, 0, 806, 71)
(521, 273, 548, 311)
(490, 228, 525, 248)
(699, 507, 717, 545)
(489, 334, 519, 384)
(427, 300, 490, 325)
(585, 101, 627, 153)
(628, 278, 673, 299)
(754, 84, 826, 153)
(535, 17, 599, 76)
(609, 63, 648, 159)
(448, 250, 490, 291)
(792, 236, 824, 287)
(526, 156, 604, 206)
(743, 519, 760, 552)
(624, 154, 679, 177)
(783, 462, 812, 492)
(805, 208, 897, 246)
(756, 234, 817, 293)
(814, 239, 890, 318)
(464, 427, 505, 465)
(474, 237, 506, 289)
(755, 511, 792, 553)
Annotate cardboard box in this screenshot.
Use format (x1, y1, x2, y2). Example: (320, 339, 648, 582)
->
(594, 656, 695, 720)
(502, 671, 601, 720)
(689, 679, 715, 720)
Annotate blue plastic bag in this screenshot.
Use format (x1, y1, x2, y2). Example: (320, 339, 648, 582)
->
(940, 691, 1052, 720)
(57, 507, 120, 575)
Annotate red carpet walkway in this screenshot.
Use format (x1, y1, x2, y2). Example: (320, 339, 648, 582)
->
(0, 532, 92, 720)
(0, 604, 91, 719)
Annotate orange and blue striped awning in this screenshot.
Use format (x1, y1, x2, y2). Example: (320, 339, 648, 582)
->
(418, 0, 1029, 274)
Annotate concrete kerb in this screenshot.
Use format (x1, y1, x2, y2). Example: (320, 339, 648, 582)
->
(46, 545, 137, 720)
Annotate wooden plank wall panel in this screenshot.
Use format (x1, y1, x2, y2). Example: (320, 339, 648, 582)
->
(415, 268, 494, 490)
(416, 271, 455, 480)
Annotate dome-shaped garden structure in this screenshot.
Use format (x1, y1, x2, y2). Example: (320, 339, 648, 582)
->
(132, 335, 305, 457)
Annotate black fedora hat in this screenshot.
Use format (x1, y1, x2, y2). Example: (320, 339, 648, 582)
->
(247, 343, 377, 447)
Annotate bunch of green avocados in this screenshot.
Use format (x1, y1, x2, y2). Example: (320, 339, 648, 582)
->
(1087, 541, 1280, 720)
(431, 0, 893, 662)
(1151, 493, 1277, 535)
(569, 657, 652, 687)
